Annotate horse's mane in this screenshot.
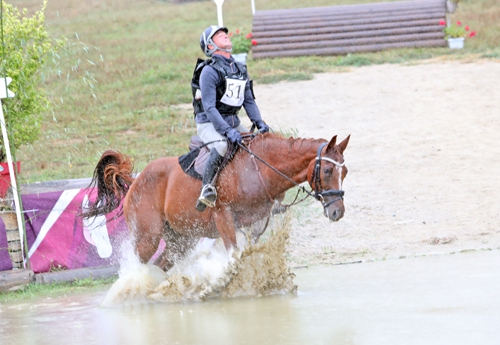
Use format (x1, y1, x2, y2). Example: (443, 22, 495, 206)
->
(248, 132, 327, 154)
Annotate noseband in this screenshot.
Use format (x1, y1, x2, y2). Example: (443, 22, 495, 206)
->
(312, 142, 345, 209)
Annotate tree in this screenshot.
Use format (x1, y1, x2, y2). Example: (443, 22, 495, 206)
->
(0, 1, 65, 161)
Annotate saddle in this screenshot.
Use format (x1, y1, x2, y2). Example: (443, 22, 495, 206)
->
(178, 135, 238, 180)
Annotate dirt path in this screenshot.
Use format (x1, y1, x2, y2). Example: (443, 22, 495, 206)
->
(251, 60, 500, 267)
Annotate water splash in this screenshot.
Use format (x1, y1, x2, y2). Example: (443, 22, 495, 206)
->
(101, 213, 296, 307)
(222, 214, 297, 298)
(101, 237, 167, 307)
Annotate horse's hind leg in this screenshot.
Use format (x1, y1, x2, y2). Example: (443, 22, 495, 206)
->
(126, 208, 165, 266)
(154, 222, 198, 271)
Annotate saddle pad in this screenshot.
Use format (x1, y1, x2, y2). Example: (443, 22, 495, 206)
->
(178, 148, 204, 180)
(178, 135, 239, 180)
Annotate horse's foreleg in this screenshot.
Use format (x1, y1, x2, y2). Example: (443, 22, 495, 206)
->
(213, 208, 238, 251)
(249, 216, 271, 244)
(154, 223, 198, 271)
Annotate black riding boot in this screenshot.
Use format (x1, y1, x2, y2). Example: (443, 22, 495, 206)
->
(195, 148, 224, 212)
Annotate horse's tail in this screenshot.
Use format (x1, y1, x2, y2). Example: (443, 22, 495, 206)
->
(80, 150, 135, 220)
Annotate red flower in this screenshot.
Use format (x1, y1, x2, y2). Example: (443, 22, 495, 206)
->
(251, 39, 258, 46)
(246, 33, 253, 39)
(469, 31, 477, 37)
(229, 32, 233, 37)
(465, 26, 470, 31)
(236, 29, 240, 34)
(439, 20, 446, 26)
(456, 21, 462, 26)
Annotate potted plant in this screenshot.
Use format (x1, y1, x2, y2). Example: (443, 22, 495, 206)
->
(440, 20, 477, 49)
(229, 30, 258, 64)
(0, 1, 67, 198)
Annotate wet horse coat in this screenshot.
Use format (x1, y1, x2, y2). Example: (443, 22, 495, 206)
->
(82, 133, 350, 270)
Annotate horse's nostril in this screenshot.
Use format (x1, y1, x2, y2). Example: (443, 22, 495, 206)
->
(329, 208, 344, 221)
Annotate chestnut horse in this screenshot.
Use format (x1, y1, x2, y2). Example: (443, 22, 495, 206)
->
(81, 133, 350, 271)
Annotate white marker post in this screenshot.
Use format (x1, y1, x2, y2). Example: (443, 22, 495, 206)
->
(0, 77, 26, 268)
(213, 0, 225, 27)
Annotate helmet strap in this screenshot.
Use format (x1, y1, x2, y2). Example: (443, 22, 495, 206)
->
(207, 38, 232, 55)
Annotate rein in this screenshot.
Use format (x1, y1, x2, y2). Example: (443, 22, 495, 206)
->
(237, 139, 345, 210)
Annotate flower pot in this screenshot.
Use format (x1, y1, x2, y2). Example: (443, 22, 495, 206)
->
(0, 162, 21, 198)
(232, 53, 248, 65)
(446, 0, 457, 13)
(448, 37, 464, 49)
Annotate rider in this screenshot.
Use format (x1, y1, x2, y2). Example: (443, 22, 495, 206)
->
(192, 25, 270, 212)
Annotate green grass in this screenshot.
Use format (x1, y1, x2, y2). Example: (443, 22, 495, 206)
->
(0, 277, 116, 303)
(6, 0, 500, 184)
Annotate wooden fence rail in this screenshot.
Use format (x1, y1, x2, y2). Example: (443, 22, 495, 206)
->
(251, 0, 447, 59)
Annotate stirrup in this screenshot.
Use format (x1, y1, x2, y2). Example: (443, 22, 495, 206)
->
(196, 185, 217, 211)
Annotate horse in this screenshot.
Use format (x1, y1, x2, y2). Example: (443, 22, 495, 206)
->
(81, 132, 350, 271)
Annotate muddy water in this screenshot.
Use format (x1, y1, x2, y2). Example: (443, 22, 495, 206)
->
(101, 213, 297, 306)
(1, 249, 499, 345)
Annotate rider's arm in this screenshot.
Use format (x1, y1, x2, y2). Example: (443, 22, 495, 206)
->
(243, 79, 264, 124)
(200, 66, 233, 136)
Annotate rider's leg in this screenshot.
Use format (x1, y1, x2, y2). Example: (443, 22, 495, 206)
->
(194, 122, 249, 211)
(196, 147, 224, 211)
(195, 123, 227, 212)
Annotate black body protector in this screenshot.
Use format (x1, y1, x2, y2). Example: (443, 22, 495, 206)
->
(191, 57, 251, 116)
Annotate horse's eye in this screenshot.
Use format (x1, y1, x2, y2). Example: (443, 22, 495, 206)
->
(323, 168, 333, 175)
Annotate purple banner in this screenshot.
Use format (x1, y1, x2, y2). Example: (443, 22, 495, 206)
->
(1, 188, 129, 273)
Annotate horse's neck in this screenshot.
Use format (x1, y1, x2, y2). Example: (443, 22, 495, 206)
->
(250, 135, 324, 189)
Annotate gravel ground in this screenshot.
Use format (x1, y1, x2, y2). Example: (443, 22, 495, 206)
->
(253, 60, 500, 267)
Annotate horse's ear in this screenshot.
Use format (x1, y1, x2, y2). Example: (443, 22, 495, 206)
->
(326, 135, 337, 153)
(338, 135, 350, 154)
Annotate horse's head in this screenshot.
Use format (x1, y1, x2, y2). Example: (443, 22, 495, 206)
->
(307, 135, 350, 222)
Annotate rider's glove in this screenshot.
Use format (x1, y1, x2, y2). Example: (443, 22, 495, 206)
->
(255, 120, 270, 133)
(226, 128, 242, 144)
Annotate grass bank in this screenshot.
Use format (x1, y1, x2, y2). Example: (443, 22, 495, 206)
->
(8, 0, 500, 184)
(0, 276, 116, 303)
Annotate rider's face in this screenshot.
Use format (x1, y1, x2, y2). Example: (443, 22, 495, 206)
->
(211, 30, 232, 51)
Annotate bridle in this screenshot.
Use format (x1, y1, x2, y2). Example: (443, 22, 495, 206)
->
(312, 142, 345, 209)
(237, 139, 345, 211)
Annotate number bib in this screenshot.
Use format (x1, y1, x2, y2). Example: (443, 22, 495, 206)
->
(220, 77, 247, 107)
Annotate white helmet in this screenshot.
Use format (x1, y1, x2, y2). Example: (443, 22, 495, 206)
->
(200, 25, 231, 57)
